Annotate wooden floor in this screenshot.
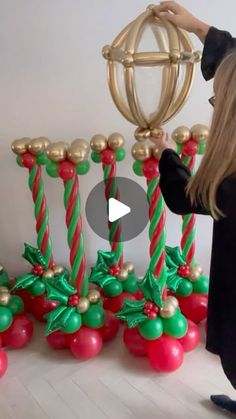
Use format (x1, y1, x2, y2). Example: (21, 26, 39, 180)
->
(0, 323, 235, 419)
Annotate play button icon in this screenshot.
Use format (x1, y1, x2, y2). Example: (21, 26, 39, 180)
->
(108, 198, 131, 222)
(86, 177, 149, 242)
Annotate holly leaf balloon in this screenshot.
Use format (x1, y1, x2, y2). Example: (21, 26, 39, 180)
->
(0, 269, 10, 288)
(44, 274, 76, 305)
(139, 270, 163, 308)
(23, 243, 47, 268)
(166, 267, 182, 292)
(96, 250, 117, 268)
(45, 305, 76, 335)
(116, 299, 147, 328)
(165, 246, 185, 268)
(12, 273, 40, 291)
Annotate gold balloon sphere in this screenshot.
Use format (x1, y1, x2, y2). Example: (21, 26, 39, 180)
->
(42, 269, 54, 279)
(160, 302, 176, 319)
(118, 268, 129, 281)
(52, 265, 64, 275)
(27, 137, 50, 155)
(0, 286, 9, 294)
(131, 143, 152, 161)
(71, 139, 89, 152)
(87, 289, 101, 304)
(151, 128, 164, 139)
(90, 135, 108, 152)
(122, 261, 134, 274)
(135, 128, 151, 142)
(11, 138, 31, 155)
(77, 297, 90, 314)
(165, 296, 179, 309)
(108, 133, 125, 150)
(0, 287, 10, 306)
(191, 124, 209, 143)
(172, 126, 191, 144)
(46, 142, 68, 162)
(67, 145, 87, 164)
(0, 265, 4, 274)
(193, 264, 203, 275)
(189, 266, 201, 282)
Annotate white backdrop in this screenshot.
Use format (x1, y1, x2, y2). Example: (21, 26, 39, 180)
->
(0, 0, 234, 277)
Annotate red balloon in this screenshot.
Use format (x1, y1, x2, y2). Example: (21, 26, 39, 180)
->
(182, 140, 198, 157)
(0, 335, 2, 347)
(147, 336, 184, 372)
(58, 161, 76, 181)
(1, 313, 33, 349)
(135, 290, 144, 300)
(103, 293, 136, 313)
(22, 153, 36, 169)
(123, 326, 147, 357)
(177, 293, 208, 324)
(99, 310, 119, 342)
(69, 327, 103, 360)
(32, 295, 58, 322)
(46, 330, 69, 350)
(0, 349, 8, 378)
(178, 320, 200, 352)
(13, 290, 34, 313)
(101, 149, 115, 165)
(142, 158, 159, 180)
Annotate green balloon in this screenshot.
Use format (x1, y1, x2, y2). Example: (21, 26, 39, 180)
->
(91, 151, 101, 163)
(0, 306, 13, 332)
(176, 142, 182, 155)
(115, 148, 126, 161)
(138, 318, 163, 340)
(63, 312, 82, 334)
(82, 304, 105, 329)
(198, 142, 206, 155)
(46, 161, 59, 178)
(132, 161, 143, 177)
(0, 271, 10, 287)
(123, 272, 139, 294)
(29, 280, 46, 296)
(37, 153, 49, 165)
(16, 156, 23, 167)
(162, 313, 188, 338)
(176, 279, 193, 297)
(8, 295, 24, 315)
(103, 280, 123, 297)
(76, 160, 90, 175)
(192, 275, 209, 294)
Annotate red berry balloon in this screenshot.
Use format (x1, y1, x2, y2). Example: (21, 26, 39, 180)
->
(147, 336, 184, 372)
(101, 149, 115, 165)
(0, 349, 8, 378)
(32, 295, 58, 322)
(103, 293, 136, 313)
(1, 313, 33, 349)
(135, 290, 144, 300)
(21, 153, 36, 169)
(177, 293, 208, 324)
(46, 330, 69, 350)
(58, 161, 76, 181)
(182, 140, 198, 157)
(142, 158, 159, 180)
(69, 327, 103, 360)
(123, 326, 147, 357)
(99, 310, 119, 342)
(178, 320, 200, 352)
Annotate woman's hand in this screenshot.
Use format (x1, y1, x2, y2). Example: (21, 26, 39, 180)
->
(153, 2, 210, 43)
(150, 132, 174, 158)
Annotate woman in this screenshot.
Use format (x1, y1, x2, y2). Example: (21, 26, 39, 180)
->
(153, 2, 236, 415)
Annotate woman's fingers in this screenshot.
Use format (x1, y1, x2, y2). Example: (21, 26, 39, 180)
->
(158, 1, 182, 14)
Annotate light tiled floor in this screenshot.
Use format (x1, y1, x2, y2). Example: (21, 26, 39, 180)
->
(0, 323, 235, 419)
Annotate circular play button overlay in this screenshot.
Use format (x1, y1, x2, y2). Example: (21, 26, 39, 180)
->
(86, 177, 149, 242)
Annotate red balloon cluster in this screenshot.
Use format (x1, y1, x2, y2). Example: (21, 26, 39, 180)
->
(178, 320, 200, 352)
(103, 292, 136, 313)
(58, 161, 76, 181)
(182, 140, 198, 157)
(147, 336, 184, 372)
(142, 158, 159, 180)
(101, 149, 115, 165)
(1, 313, 33, 349)
(0, 349, 8, 378)
(32, 295, 58, 322)
(177, 293, 208, 324)
(21, 153, 36, 169)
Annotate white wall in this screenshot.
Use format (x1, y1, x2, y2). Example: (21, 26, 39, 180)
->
(0, 0, 234, 277)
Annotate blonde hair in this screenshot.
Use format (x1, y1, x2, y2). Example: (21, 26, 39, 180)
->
(187, 51, 236, 219)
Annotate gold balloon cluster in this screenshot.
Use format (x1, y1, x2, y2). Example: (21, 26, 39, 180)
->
(172, 125, 209, 144)
(131, 140, 176, 162)
(90, 133, 125, 153)
(160, 296, 179, 319)
(46, 139, 89, 164)
(117, 261, 134, 282)
(0, 286, 11, 306)
(76, 289, 101, 314)
(12, 137, 50, 156)
(189, 264, 203, 282)
(41, 265, 65, 280)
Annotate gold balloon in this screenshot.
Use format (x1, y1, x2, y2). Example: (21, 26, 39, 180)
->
(191, 124, 209, 143)
(0, 265, 3, 274)
(165, 296, 179, 309)
(118, 268, 129, 281)
(90, 135, 107, 152)
(67, 145, 87, 164)
(46, 142, 68, 162)
(52, 265, 64, 275)
(151, 128, 164, 139)
(131, 143, 152, 161)
(42, 269, 54, 279)
(77, 297, 90, 313)
(0, 287, 10, 306)
(27, 137, 50, 155)
(87, 289, 101, 304)
(11, 138, 31, 155)
(152, 145, 160, 161)
(189, 266, 201, 282)
(160, 302, 176, 319)
(172, 126, 191, 144)
(122, 261, 134, 274)
(108, 133, 125, 150)
(71, 139, 89, 152)
(135, 128, 151, 142)
(193, 264, 203, 275)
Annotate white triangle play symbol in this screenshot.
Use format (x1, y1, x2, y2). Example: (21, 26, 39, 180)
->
(108, 198, 131, 222)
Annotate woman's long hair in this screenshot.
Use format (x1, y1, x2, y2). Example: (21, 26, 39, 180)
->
(187, 51, 236, 219)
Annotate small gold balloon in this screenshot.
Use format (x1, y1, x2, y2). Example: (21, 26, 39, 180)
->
(135, 127, 151, 142)
(90, 135, 107, 152)
(102, 45, 111, 60)
(165, 296, 179, 309)
(11, 138, 31, 155)
(52, 265, 64, 275)
(77, 297, 90, 313)
(151, 128, 164, 139)
(27, 137, 50, 155)
(160, 302, 176, 319)
(108, 133, 125, 150)
(0, 287, 10, 306)
(193, 264, 203, 275)
(42, 269, 54, 279)
(87, 289, 101, 304)
(67, 145, 87, 164)
(0, 265, 4, 274)
(122, 261, 134, 274)
(118, 268, 129, 281)
(131, 142, 152, 161)
(46, 142, 68, 162)
(71, 139, 89, 152)
(0, 286, 9, 294)
(191, 124, 209, 143)
(172, 126, 191, 144)
(189, 266, 201, 282)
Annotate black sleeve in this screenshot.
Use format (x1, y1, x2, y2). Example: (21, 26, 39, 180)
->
(202, 27, 236, 81)
(159, 149, 208, 215)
